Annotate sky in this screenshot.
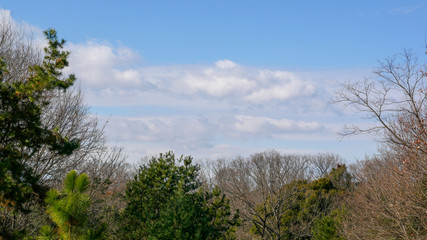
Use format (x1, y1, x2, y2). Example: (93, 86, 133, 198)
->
(1, 1, 426, 163)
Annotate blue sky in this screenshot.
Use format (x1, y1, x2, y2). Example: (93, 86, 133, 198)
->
(1, 1, 426, 162)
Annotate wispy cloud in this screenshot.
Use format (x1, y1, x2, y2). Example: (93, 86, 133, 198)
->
(0, 9, 45, 49)
(245, 70, 315, 102)
(388, 3, 427, 15)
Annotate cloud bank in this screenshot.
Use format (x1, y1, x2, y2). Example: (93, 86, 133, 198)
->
(65, 41, 318, 105)
(61, 40, 377, 162)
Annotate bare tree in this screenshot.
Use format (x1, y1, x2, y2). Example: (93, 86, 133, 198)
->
(334, 50, 427, 156)
(335, 50, 427, 239)
(307, 152, 342, 179)
(342, 153, 426, 240)
(0, 12, 41, 83)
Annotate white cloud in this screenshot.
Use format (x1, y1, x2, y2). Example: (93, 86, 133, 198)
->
(246, 80, 315, 102)
(65, 41, 317, 103)
(104, 115, 216, 146)
(179, 63, 256, 97)
(233, 115, 321, 136)
(101, 114, 323, 155)
(65, 41, 143, 88)
(246, 70, 316, 103)
(215, 59, 238, 69)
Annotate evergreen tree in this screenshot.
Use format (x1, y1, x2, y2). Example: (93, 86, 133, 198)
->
(39, 170, 105, 240)
(149, 185, 239, 240)
(0, 29, 79, 212)
(311, 207, 345, 240)
(121, 152, 239, 239)
(251, 165, 350, 239)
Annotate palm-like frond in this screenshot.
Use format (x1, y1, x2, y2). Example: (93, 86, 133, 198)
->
(42, 170, 95, 239)
(75, 173, 90, 193)
(63, 170, 78, 193)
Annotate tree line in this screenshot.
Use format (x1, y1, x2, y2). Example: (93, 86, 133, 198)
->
(0, 19, 426, 239)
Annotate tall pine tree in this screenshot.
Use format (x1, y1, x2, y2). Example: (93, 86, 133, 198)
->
(0, 29, 79, 212)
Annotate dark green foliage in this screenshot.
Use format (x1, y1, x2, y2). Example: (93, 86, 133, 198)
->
(311, 208, 345, 240)
(148, 186, 239, 240)
(121, 152, 239, 239)
(284, 166, 349, 239)
(122, 152, 199, 239)
(251, 166, 350, 239)
(0, 29, 79, 212)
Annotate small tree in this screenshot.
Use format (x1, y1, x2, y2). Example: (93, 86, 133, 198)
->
(121, 152, 239, 239)
(39, 170, 105, 240)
